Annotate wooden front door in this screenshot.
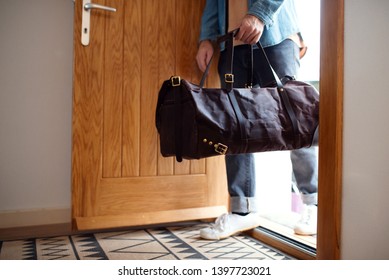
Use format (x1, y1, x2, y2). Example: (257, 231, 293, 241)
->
(71, 0, 228, 230)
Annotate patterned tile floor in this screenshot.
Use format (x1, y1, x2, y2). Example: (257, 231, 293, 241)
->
(0, 223, 294, 260)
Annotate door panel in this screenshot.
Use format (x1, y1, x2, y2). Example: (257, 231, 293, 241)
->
(72, 0, 228, 230)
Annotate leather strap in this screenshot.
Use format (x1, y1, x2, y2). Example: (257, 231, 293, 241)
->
(200, 29, 300, 146)
(200, 30, 252, 89)
(199, 55, 213, 88)
(224, 33, 234, 91)
(199, 31, 238, 89)
(246, 44, 253, 88)
(224, 32, 248, 145)
(254, 41, 300, 145)
(172, 80, 183, 162)
(227, 89, 248, 149)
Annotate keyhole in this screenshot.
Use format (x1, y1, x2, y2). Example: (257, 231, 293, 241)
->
(84, 28, 88, 34)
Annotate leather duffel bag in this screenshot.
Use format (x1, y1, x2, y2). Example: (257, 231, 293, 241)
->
(155, 32, 319, 162)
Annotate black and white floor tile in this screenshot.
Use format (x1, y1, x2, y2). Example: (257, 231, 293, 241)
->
(0, 223, 293, 260)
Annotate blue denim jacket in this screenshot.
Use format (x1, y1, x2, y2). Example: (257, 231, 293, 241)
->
(199, 0, 300, 48)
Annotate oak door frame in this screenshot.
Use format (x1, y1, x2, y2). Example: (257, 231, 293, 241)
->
(316, 0, 344, 260)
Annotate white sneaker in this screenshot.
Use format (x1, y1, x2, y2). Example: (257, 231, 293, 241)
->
(200, 212, 261, 240)
(294, 205, 317, 235)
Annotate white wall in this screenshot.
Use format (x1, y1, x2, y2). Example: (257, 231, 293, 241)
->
(1, 0, 389, 259)
(0, 0, 73, 225)
(342, 0, 389, 259)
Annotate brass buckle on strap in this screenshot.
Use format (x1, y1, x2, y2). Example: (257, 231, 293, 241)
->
(225, 73, 234, 84)
(171, 76, 181, 87)
(214, 143, 228, 155)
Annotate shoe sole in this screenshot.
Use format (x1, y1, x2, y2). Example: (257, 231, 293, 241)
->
(294, 230, 317, 236)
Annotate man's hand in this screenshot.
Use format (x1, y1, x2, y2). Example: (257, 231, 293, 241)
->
(196, 40, 214, 72)
(235, 15, 264, 45)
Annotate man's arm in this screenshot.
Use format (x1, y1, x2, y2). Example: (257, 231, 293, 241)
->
(236, 0, 285, 45)
(197, 0, 220, 72)
(196, 40, 214, 73)
(248, 0, 285, 26)
(234, 15, 264, 45)
(199, 0, 220, 42)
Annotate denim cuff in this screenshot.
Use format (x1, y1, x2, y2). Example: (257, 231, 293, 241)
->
(230, 196, 259, 213)
(300, 193, 318, 205)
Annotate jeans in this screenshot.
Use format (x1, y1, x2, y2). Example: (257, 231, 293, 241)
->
(218, 39, 318, 213)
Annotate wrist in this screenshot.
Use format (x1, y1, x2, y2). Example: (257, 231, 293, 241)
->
(245, 14, 264, 26)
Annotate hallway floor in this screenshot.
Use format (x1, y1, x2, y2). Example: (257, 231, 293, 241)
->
(0, 222, 294, 260)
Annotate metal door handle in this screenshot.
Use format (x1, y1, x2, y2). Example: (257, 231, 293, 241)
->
(81, 0, 116, 46)
(84, 3, 116, 12)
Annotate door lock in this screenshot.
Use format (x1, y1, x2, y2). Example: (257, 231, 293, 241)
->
(81, 0, 116, 46)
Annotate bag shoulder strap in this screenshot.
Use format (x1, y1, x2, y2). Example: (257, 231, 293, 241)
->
(200, 28, 300, 145)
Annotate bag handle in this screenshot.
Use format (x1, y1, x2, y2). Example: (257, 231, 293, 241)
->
(198, 32, 236, 88)
(199, 29, 282, 89)
(199, 30, 300, 145)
